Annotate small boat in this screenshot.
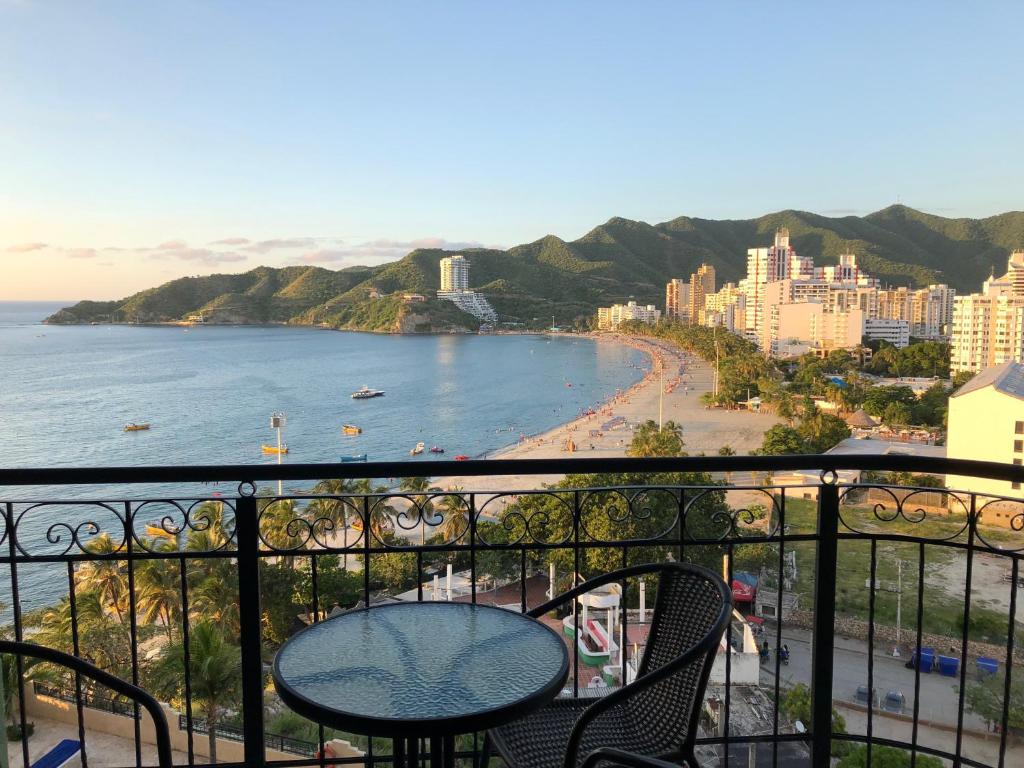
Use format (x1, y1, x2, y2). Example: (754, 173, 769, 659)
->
(351, 386, 385, 399)
(342, 424, 362, 435)
(339, 454, 367, 463)
(262, 444, 289, 455)
(429, 446, 444, 454)
(410, 442, 425, 456)
(455, 454, 470, 461)
(124, 423, 151, 432)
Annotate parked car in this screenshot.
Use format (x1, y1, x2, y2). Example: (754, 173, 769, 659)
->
(882, 690, 905, 714)
(855, 685, 879, 709)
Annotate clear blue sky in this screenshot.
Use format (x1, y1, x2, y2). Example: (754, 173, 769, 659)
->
(2, 1, 1022, 299)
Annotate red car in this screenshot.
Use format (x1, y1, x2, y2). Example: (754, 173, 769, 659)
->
(455, 454, 470, 461)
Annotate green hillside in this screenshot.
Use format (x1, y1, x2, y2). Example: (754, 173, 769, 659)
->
(46, 206, 1024, 331)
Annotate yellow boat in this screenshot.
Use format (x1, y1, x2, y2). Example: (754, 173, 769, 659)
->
(124, 422, 151, 432)
(262, 444, 289, 455)
(342, 424, 362, 435)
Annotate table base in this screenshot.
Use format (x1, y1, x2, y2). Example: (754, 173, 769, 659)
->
(392, 734, 456, 768)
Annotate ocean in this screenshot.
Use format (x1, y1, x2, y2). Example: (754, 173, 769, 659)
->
(0, 301, 646, 610)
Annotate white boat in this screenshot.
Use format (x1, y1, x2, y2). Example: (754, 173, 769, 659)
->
(410, 442, 425, 456)
(351, 386, 385, 399)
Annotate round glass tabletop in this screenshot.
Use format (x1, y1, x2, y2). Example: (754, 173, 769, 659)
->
(273, 601, 569, 737)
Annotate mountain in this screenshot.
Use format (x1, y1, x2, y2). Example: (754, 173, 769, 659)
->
(46, 206, 1024, 331)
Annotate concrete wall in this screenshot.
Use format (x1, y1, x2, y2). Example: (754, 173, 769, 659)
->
(25, 688, 365, 764)
(948, 387, 1024, 499)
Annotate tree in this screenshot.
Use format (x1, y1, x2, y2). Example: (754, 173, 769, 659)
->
(963, 672, 1024, 731)
(151, 622, 241, 764)
(836, 744, 942, 768)
(78, 534, 127, 623)
(399, 477, 439, 545)
(436, 488, 470, 543)
(759, 425, 807, 455)
(310, 478, 360, 549)
(882, 402, 913, 427)
(627, 420, 685, 458)
(798, 411, 851, 453)
(136, 539, 182, 641)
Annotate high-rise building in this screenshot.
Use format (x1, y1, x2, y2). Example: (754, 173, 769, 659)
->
(878, 284, 955, 340)
(440, 254, 470, 292)
(952, 252, 1024, 372)
(689, 264, 716, 325)
(742, 229, 808, 338)
(665, 279, 691, 321)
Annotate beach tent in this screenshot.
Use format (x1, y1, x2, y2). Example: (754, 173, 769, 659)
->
(31, 739, 81, 768)
(845, 409, 878, 428)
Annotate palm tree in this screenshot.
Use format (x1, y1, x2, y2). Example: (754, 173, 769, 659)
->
(352, 479, 395, 541)
(190, 573, 241, 637)
(136, 540, 183, 641)
(311, 478, 359, 549)
(437, 488, 469, 543)
(399, 477, 440, 545)
(151, 622, 241, 764)
(78, 534, 127, 623)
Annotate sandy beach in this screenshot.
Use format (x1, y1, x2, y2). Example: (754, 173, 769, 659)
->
(436, 334, 781, 494)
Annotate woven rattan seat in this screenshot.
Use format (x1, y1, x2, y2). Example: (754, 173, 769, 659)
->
(485, 563, 731, 768)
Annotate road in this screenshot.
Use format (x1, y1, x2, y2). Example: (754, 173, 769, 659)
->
(760, 626, 989, 732)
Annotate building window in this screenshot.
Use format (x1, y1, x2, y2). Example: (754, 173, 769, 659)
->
(1017, 421, 1024, 435)
(1016, 440, 1023, 453)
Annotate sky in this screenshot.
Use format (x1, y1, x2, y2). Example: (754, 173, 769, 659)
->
(2, 1, 1023, 300)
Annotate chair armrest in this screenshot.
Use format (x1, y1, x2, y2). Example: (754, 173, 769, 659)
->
(562, 597, 730, 768)
(527, 563, 673, 618)
(0, 640, 174, 767)
(581, 747, 683, 768)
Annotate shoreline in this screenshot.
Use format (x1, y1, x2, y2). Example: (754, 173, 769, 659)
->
(435, 334, 782, 494)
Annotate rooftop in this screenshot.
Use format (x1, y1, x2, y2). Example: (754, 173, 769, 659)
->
(951, 360, 1024, 400)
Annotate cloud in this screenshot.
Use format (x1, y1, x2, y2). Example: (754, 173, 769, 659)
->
(294, 238, 488, 267)
(6, 242, 47, 253)
(209, 237, 251, 246)
(154, 239, 188, 250)
(150, 248, 247, 265)
(66, 248, 99, 259)
(244, 237, 319, 253)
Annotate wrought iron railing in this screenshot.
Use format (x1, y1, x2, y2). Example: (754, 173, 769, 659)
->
(1, 454, 1023, 768)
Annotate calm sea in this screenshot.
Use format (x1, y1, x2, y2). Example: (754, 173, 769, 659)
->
(0, 301, 646, 610)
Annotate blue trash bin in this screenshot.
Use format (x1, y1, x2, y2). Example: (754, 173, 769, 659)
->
(937, 655, 959, 677)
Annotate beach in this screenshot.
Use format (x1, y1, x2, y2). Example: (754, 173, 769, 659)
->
(436, 334, 781, 494)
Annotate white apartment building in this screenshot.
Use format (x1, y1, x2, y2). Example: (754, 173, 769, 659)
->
(742, 228, 810, 336)
(878, 284, 955, 340)
(436, 254, 497, 321)
(665, 279, 691, 321)
(946, 361, 1024, 504)
(440, 254, 470, 292)
(952, 251, 1024, 373)
(596, 301, 661, 330)
(689, 264, 716, 325)
(766, 302, 864, 358)
(864, 318, 910, 348)
(704, 283, 747, 333)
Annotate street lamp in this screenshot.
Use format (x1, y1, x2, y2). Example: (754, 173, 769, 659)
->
(270, 412, 286, 495)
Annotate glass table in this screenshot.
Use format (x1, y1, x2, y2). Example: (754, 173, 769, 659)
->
(273, 601, 570, 768)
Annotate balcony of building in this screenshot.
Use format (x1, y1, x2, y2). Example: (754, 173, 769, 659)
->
(0, 454, 1022, 767)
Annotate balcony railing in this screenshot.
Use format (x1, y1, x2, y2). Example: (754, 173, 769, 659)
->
(1, 454, 1023, 767)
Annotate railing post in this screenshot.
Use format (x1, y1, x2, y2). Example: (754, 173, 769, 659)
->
(236, 491, 266, 767)
(811, 477, 840, 763)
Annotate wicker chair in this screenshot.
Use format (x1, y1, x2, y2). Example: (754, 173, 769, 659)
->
(484, 562, 732, 768)
(0, 640, 174, 768)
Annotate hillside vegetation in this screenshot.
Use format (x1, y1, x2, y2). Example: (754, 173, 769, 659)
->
(46, 206, 1024, 331)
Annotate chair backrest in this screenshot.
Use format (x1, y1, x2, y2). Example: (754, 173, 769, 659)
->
(0, 640, 174, 768)
(628, 564, 731, 756)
